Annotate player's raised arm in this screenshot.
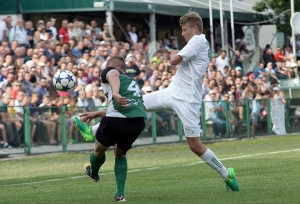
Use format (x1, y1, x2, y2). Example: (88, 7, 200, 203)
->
(107, 70, 129, 107)
(170, 50, 183, 65)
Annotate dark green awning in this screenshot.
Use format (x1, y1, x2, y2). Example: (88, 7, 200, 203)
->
(0, 0, 18, 14)
(21, 0, 106, 13)
(11, 0, 263, 22)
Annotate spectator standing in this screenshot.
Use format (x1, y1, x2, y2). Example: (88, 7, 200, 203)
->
(0, 18, 6, 43)
(9, 18, 29, 46)
(72, 19, 82, 42)
(129, 26, 138, 44)
(122, 24, 133, 45)
(169, 28, 178, 48)
(4, 16, 12, 40)
(59, 20, 69, 43)
(90, 19, 102, 41)
(101, 22, 115, 44)
(50, 18, 57, 41)
(216, 50, 229, 72)
(25, 21, 34, 48)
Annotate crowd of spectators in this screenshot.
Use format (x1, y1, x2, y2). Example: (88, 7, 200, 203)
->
(0, 15, 297, 148)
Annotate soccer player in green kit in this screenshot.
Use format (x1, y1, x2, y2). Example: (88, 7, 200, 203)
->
(81, 56, 146, 202)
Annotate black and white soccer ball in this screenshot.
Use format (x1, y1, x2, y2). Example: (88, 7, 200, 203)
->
(53, 70, 77, 92)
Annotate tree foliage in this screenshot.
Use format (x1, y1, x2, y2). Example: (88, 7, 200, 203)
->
(253, 0, 300, 34)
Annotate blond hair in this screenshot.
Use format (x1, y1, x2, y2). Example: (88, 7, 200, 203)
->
(179, 12, 203, 33)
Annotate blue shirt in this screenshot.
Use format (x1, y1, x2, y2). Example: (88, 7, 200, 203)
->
(254, 67, 265, 78)
(34, 86, 48, 104)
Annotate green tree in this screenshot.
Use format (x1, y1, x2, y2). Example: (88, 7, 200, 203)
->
(253, 0, 300, 34)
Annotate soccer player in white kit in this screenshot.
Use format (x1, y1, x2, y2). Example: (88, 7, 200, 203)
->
(75, 12, 239, 191)
(143, 12, 239, 191)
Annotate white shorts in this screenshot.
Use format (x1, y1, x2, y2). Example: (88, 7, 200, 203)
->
(143, 88, 201, 137)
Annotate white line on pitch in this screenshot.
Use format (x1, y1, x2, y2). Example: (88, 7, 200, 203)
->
(2, 148, 300, 187)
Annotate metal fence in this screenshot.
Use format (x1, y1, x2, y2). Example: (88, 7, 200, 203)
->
(0, 98, 298, 155)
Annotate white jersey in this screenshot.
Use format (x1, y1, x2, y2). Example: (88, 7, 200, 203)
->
(169, 34, 209, 103)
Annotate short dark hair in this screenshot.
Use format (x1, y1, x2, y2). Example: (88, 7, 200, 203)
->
(106, 56, 125, 71)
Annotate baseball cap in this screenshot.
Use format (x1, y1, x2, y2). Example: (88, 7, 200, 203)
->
(142, 86, 152, 93)
(249, 73, 255, 78)
(208, 90, 215, 95)
(235, 66, 242, 71)
(38, 62, 46, 66)
(125, 54, 135, 63)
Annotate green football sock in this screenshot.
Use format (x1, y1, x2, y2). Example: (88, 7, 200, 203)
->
(114, 157, 128, 196)
(90, 152, 106, 176)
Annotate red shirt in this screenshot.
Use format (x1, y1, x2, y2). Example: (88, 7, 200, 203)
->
(58, 27, 69, 43)
(274, 53, 285, 62)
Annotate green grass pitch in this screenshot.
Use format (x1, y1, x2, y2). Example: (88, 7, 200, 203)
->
(1, 135, 300, 204)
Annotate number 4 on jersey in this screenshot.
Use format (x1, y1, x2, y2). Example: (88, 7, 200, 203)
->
(127, 81, 141, 97)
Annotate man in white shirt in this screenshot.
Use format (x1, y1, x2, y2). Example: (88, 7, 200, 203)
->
(129, 26, 138, 44)
(216, 50, 229, 72)
(0, 19, 7, 43)
(9, 18, 29, 46)
(50, 18, 58, 42)
(143, 12, 239, 191)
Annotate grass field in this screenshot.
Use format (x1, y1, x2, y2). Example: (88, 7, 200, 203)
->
(1, 135, 300, 204)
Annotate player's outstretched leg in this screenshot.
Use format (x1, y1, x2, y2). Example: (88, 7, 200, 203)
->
(84, 140, 107, 182)
(187, 137, 240, 191)
(114, 146, 128, 202)
(74, 117, 98, 142)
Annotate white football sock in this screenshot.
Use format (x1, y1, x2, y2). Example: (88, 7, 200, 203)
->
(92, 123, 100, 136)
(200, 148, 229, 180)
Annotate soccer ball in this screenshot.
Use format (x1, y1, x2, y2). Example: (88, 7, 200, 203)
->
(53, 70, 77, 92)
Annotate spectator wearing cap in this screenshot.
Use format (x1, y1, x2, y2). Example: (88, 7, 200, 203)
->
(59, 20, 69, 43)
(235, 66, 242, 78)
(125, 54, 140, 80)
(216, 50, 229, 72)
(204, 90, 226, 137)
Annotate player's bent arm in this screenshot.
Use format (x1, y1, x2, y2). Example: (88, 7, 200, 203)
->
(107, 70, 121, 96)
(170, 54, 183, 65)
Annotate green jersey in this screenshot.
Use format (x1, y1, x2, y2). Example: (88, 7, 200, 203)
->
(101, 67, 147, 118)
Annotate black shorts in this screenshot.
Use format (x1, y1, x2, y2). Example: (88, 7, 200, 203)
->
(96, 116, 145, 154)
